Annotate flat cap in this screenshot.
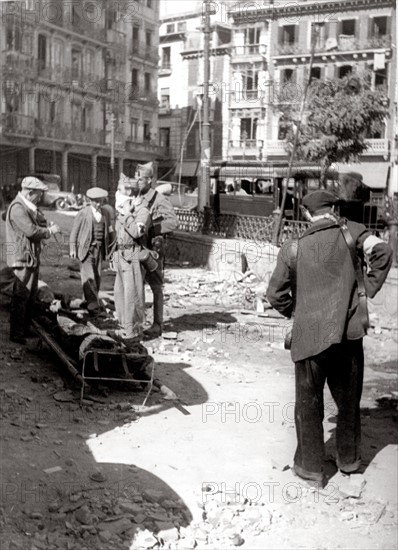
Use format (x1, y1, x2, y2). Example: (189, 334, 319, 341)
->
(341, 171, 363, 183)
(86, 187, 108, 200)
(21, 177, 48, 191)
(302, 190, 339, 214)
(136, 162, 154, 178)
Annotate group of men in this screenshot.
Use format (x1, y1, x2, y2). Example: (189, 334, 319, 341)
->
(4, 168, 394, 489)
(5, 162, 178, 344)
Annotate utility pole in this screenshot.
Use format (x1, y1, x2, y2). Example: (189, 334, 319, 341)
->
(110, 112, 115, 193)
(199, 0, 211, 211)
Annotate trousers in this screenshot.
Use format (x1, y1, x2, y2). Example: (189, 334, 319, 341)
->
(114, 250, 145, 338)
(294, 339, 364, 481)
(10, 265, 39, 338)
(145, 251, 164, 327)
(80, 245, 102, 312)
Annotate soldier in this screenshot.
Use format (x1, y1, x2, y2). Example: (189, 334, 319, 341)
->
(113, 175, 152, 341)
(69, 187, 114, 317)
(5, 177, 61, 344)
(267, 190, 392, 486)
(135, 162, 178, 339)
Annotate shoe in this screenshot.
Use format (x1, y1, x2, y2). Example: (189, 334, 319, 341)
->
(10, 335, 27, 345)
(143, 323, 162, 340)
(292, 464, 325, 488)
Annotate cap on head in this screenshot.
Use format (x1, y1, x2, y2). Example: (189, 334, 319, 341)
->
(21, 177, 48, 192)
(136, 162, 154, 179)
(86, 187, 108, 200)
(302, 190, 339, 214)
(341, 171, 363, 184)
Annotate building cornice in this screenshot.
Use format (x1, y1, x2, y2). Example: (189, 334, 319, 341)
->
(229, 0, 394, 23)
(160, 11, 202, 24)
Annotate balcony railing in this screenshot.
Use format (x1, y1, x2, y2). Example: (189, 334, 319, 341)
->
(363, 138, 389, 155)
(231, 44, 267, 56)
(2, 113, 35, 136)
(130, 41, 159, 62)
(159, 63, 172, 75)
(276, 35, 392, 57)
(64, 17, 106, 43)
(126, 139, 168, 157)
(2, 50, 37, 77)
(229, 139, 259, 149)
(128, 88, 158, 105)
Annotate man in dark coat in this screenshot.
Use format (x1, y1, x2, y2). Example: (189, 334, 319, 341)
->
(69, 187, 114, 316)
(5, 177, 60, 344)
(267, 190, 392, 485)
(135, 162, 178, 339)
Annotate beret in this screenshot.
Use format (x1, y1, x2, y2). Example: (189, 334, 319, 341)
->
(86, 187, 108, 199)
(136, 162, 154, 178)
(302, 190, 339, 214)
(21, 177, 48, 191)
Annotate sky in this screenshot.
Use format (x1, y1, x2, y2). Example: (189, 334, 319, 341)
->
(159, 0, 202, 17)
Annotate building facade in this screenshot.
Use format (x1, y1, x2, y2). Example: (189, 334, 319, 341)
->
(226, 0, 396, 194)
(0, 0, 164, 194)
(157, 7, 231, 188)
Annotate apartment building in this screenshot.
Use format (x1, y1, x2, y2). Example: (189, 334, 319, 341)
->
(0, 0, 163, 194)
(227, 0, 396, 194)
(157, 6, 231, 188)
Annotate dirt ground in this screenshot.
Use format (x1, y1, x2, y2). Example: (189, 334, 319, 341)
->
(0, 211, 397, 550)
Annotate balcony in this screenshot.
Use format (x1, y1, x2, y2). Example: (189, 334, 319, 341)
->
(2, 113, 35, 136)
(231, 44, 267, 61)
(230, 89, 265, 107)
(159, 63, 172, 76)
(128, 88, 158, 106)
(363, 138, 389, 156)
(275, 42, 301, 56)
(130, 41, 159, 63)
(106, 29, 127, 64)
(126, 139, 168, 158)
(64, 17, 106, 43)
(2, 50, 37, 78)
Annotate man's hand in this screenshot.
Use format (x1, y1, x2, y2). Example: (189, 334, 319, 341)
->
(122, 199, 134, 216)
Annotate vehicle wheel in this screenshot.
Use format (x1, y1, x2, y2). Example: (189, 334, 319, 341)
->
(55, 198, 67, 211)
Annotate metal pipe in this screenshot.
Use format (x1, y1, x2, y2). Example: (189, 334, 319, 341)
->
(198, 0, 211, 211)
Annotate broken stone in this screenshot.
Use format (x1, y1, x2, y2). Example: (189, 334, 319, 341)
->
(97, 518, 132, 534)
(98, 530, 113, 542)
(231, 534, 245, 546)
(336, 473, 366, 499)
(118, 500, 142, 515)
(89, 471, 107, 483)
(75, 506, 91, 525)
(132, 528, 158, 548)
(44, 466, 62, 474)
(163, 332, 178, 340)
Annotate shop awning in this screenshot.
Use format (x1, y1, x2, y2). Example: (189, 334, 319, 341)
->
(175, 161, 200, 177)
(333, 163, 390, 189)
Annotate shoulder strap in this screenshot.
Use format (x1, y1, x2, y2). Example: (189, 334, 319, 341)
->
(146, 190, 158, 211)
(289, 241, 298, 313)
(340, 221, 370, 330)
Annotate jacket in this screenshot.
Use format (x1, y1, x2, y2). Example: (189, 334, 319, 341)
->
(115, 204, 151, 263)
(70, 206, 114, 262)
(5, 195, 51, 268)
(139, 188, 178, 242)
(267, 218, 392, 362)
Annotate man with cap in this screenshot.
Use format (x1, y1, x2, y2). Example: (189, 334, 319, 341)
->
(5, 177, 61, 344)
(112, 174, 151, 340)
(70, 187, 114, 316)
(135, 162, 178, 339)
(266, 190, 392, 486)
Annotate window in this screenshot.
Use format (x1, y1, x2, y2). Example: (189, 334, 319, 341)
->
(71, 48, 82, 79)
(143, 122, 151, 142)
(131, 68, 139, 87)
(84, 49, 94, 75)
(144, 72, 151, 93)
(161, 47, 171, 69)
(159, 128, 170, 148)
(166, 23, 175, 33)
(244, 27, 261, 44)
(241, 118, 257, 141)
(310, 67, 321, 80)
(280, 25, 296, 45)
(6, 25, 21, 51)
(281, 68, 295, 84)
(177, 21, 187, 32)
(371, 16, 387, 36)
(341, 19, 356, 36)
(146, 30, 152, 48)
(375, 67, 387, 89)
(53, 40, 64, 69)
(38, 34, 47, 71)
(132, 26, 139, 52)
(147, 0, 152, 7)
(130, 118, 138, 140)
(243, 68, 260, 90)
(160, 88, 170, 109)
(338, 65, 352, 78)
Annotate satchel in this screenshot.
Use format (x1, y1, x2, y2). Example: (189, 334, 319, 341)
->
(340, 222, 370, 331)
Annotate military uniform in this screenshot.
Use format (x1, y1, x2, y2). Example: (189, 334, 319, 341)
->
(113, 179, 152, 340)
(136, 163, 178, 337)
(267, 191, 392, 483)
